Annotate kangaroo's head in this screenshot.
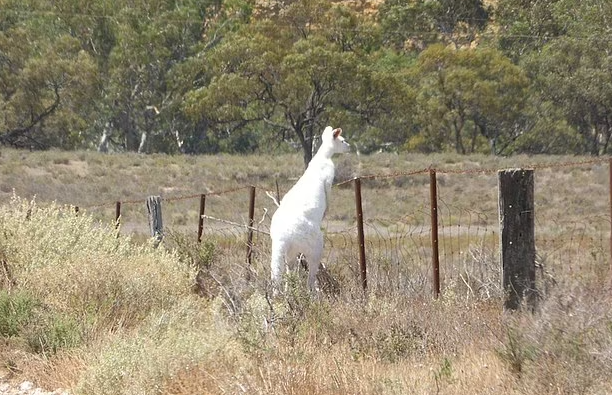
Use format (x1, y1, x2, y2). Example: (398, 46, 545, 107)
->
(321, 126, 350, 155)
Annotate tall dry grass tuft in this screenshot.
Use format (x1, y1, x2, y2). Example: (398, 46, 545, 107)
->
(76, 297, 242, 395)
(497, 281, 612, 394)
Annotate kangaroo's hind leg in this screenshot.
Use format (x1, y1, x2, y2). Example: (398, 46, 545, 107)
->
(305, 230, 324, 292)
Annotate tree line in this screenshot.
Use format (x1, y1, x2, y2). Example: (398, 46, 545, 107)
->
(1, 0, 610, 166)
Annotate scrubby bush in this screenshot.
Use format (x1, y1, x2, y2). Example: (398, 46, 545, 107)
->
(0, 194, 195, 341)
(77, 298, 240, 395)
(498, 284, 612, 393)
(25, 314, 83, 355)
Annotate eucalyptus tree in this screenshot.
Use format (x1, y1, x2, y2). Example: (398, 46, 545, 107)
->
(524, 35, 612, 155)
(412, 44, 530, 154)
(95, 0, 228, 153)
(498, 0, 612, 155)
(495, 0, 565, 61)
(0, 1, 99, 149)
(184, 0, 412, 166)
(0, 0, 219, 151)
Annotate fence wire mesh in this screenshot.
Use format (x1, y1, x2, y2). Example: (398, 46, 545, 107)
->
(75, 158, 611, 296)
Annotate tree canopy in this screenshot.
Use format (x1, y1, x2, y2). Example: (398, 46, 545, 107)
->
(0, 0, 608, 162)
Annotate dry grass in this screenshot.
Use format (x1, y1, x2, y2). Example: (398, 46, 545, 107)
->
(0, 149, 608, 233)
(1, 149, 612, 394)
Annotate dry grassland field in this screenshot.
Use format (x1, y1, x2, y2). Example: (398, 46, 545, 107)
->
(1, 148, 612, 394)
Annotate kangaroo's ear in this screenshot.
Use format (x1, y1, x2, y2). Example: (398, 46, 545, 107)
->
(332, 128, 342, 139)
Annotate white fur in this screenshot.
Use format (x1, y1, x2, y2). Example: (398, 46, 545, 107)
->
(270, 126, 350, 292)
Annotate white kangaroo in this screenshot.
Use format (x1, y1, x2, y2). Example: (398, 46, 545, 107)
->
(270, 126, 350, 293)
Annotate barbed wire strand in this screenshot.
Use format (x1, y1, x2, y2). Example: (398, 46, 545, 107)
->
(67, 158, 612, 281)
(77, 157, 611, 285)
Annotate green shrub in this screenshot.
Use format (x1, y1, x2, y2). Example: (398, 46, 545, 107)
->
(26, 314, 82, 354)
(0, 290, 38, 337)
(167, 231, 218, 297)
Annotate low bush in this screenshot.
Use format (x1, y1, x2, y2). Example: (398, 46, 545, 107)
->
(0, 194, 194, 345)
(0, 290, 38, 337)
(25, 314, 83, 355)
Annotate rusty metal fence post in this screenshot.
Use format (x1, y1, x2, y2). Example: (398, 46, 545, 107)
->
(115, 201, 121, 229)
(246, 186, 256, 265)
(430, 169, 440, 299)
(609, 158, 612, 275)
(354, 177, 367, 291)
(197, 194, 206, 243)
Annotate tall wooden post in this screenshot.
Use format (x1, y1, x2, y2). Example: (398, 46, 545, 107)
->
(498, 169, 536, 311)
(146, 196, 164, 247)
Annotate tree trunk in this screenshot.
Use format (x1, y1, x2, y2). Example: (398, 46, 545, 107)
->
(302, 139, 313, 169)
(98, 123, 111, 153)
(452, 116, 466, 154)
(138, 131, 147, 153)
(295, 124, 313, 169)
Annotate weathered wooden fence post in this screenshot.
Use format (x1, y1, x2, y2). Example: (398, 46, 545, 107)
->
(498, 169, 536, 311)
(146, 195, 163, 247)
(354, 177, 367, 291)
(430, 168, 440, 299)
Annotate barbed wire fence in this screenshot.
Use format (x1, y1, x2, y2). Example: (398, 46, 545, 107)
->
(76, 158, 612, 299)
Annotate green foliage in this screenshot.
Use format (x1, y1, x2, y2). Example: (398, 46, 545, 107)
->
(0, 289, 82, 355)
(235, 292, 274, 354)
(496, 325, 537, 375)
(508, 101, 583, 155)
(167, 231, 220, 297)
(433, 357, 453, 388)
(1, 0, 610, 156)
(26, 314, 83, 355)
(495, 0, 565, 60)
(0, 290, 38, 337)
(349, 322, 429, 363)
(184, 1, 415, 166)
(0, 27, 99, 148)
(522, 34, 612, 155)
(413, 44, 531, 154)
(497, 0, 612, 155)
(379, 0, 490, 51)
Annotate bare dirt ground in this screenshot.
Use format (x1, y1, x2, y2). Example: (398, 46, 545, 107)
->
(0, 380, 68, 395)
